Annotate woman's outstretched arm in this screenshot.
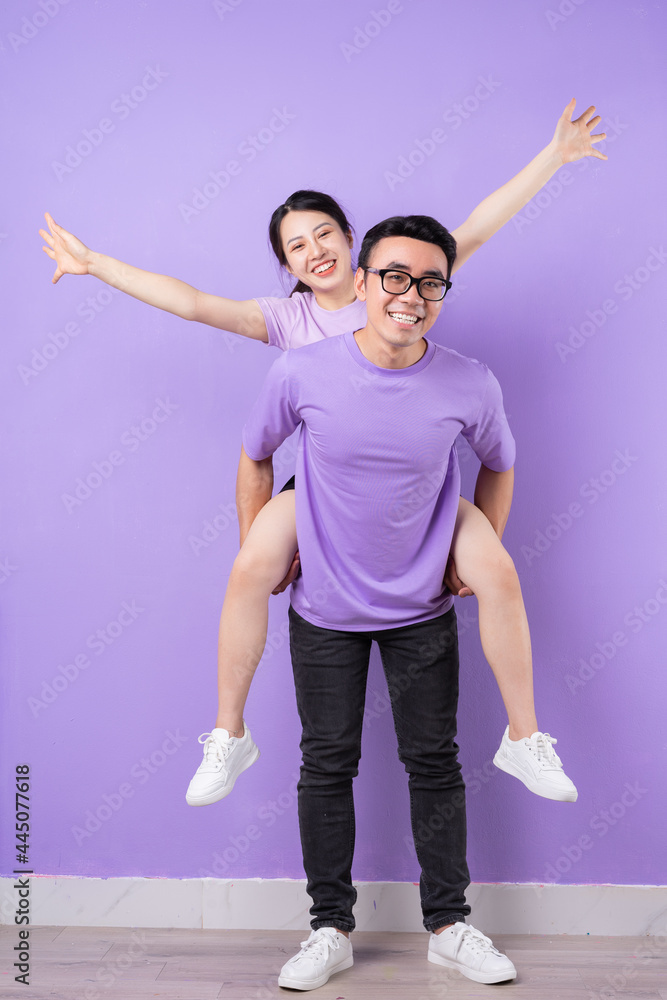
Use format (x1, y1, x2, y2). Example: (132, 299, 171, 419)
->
(450, 99, 607, 273)
(39, 212, 268, 341)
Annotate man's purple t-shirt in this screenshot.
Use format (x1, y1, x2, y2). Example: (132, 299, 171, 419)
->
(243, 332, 516, 632)
(255, 291, 367, 350)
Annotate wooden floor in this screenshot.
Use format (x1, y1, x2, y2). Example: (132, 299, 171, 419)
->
(1, 926, 666, 999)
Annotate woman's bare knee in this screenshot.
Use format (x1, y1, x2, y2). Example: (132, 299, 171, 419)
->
(471, 547, 521, 599)
(231, 540, 289, 591)
(229, 492, 297, 592)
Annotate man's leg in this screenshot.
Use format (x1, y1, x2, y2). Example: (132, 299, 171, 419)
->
(375, 608, 471, 931)
(376, 609, 516, 984)
(288, 606, 372, 933)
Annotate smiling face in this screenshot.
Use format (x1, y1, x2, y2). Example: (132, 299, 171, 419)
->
(353, 236, 448, 364)
(280, 210, 354, 294)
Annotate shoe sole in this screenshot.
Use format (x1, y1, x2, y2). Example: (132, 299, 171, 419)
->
(428, 949, 516, 984)
(185, 746, 260, 807)
(493, 750, 578, 802)
(277, 954, 353, 990)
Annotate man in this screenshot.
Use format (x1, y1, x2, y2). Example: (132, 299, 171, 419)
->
(240, 215, 517, 989)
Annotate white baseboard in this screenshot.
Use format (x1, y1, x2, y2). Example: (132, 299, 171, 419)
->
(1, 877, 666, 936)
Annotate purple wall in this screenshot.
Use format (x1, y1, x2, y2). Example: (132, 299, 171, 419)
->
(2, 0, 666, 889)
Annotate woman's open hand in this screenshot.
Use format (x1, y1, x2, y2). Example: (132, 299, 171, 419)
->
(39, 212, 94, 283)
(552, 98, 608, 164)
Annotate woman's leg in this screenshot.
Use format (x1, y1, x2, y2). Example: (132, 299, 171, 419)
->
(216, 488, 297, 735)
(450, 497, 537, 741)
(186, 490, 298, 806)
(451, 498, 578, 802)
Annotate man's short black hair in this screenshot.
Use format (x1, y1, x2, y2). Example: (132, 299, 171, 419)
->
(358, 215, 457, 279)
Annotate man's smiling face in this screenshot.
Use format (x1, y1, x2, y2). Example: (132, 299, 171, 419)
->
(354, 236, 448, 355)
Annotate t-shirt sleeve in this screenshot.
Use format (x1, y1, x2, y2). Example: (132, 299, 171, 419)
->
(254, 296, 297, 351)
(460, 367, 516, 472)
(242, 353, 301, 461)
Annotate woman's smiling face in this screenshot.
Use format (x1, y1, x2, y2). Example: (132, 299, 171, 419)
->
(280, 210, 354, 292)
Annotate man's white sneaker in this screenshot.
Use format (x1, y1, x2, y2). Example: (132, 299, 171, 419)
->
(428, 922, 517, 984)
(185, 725, 259, 806)
(493, 727, 578, 802)
(278, 928, 353, 991)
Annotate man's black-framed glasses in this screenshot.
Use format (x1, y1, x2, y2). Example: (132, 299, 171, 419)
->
(364, 267, 452, 301)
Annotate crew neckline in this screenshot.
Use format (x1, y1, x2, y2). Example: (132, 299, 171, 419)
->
(344, 329, 435, 377)
(308, 291, 362, 315)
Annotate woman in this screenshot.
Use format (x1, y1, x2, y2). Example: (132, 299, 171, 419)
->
(40, 99, 606, 806)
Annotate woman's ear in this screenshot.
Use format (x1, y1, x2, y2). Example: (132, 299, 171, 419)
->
(346, 229, 354, 249)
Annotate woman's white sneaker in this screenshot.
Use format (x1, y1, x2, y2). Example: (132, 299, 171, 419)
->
(493, 726, 578, 801)
(428, 922, 517, 984)
(278, 928, 353, 991)
(185, 725, 259, 806)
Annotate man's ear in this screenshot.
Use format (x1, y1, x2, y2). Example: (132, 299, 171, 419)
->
(354, 266, 367, 301)
(346, 229, 354, 250)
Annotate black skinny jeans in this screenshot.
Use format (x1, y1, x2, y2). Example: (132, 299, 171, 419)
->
(288, 605, 471, 933)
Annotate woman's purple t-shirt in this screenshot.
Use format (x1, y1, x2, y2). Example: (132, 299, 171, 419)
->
(243, 332, 516, 632)
(255, 291, 367, 350)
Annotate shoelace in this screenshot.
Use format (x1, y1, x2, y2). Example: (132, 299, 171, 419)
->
(291, 930, 339, 965)
(197, 732, 232, 767)
(527, 732, 563, 769)
(453, 923, 502, 958)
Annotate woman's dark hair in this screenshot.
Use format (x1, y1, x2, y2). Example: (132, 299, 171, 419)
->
(268, 190, 354, 296)
(358, 215, 457, 279)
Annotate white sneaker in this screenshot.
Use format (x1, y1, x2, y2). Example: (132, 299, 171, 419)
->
(185, 725, 259, 806)
(428, 922, 517, 984)
(493, 727, 578, 802)
(278, 928, 353, 991)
